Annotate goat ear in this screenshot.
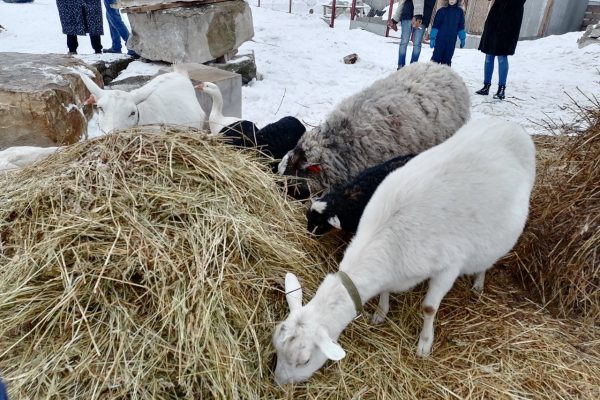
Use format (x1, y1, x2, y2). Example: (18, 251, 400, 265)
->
(79, 72, 103, 99)
(285, 273, 303, 311)
(327, 216, 341, 230)
(83, 94, 96, 106)
(316, 328, 346, 361)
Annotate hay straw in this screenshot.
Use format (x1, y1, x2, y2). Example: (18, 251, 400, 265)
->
(505, 93, 600, 322)
(0, 126, 598, 399)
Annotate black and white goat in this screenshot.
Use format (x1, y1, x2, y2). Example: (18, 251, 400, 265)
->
(272, 118, 536, 384)
(306, 154, 415, 235)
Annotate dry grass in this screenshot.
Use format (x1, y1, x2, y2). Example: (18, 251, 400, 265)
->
(506, 94, 600, 322)
(0, 126, 598, 399)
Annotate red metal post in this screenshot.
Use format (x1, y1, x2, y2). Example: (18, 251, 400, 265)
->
(350, 0, 357, 21)
(385, 0, 395, 37)
(330, 0, 337, 28)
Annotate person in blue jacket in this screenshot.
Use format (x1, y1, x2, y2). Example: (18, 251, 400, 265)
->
(429, 0, 466, 67)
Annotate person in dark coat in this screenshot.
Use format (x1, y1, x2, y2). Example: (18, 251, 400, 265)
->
(388, 0, 436, 69)
(56, 0, 104, 54)
(476, 0, 526, 100)
(429, 0, 466, 66)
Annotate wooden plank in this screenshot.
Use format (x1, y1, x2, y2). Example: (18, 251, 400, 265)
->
(465, 0, 494, 35)
(538, 0, 554, 37)
(121, 0, 230, 13)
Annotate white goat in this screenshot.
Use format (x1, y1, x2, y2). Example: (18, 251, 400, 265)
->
(0, 146, 59, 171)
(79, 68, 205, 134)
(272, 118, 536, 385)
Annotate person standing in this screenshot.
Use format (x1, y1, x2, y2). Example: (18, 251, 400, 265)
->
(429, 0, 466, 67)
(56, 0, 104, 54)
(476, 0, 526, 100)
(388, 0, 436, 69)
(102, 0, 137, 56)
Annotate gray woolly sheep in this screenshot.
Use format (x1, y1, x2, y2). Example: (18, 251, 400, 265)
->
(278, 62, 470, 197)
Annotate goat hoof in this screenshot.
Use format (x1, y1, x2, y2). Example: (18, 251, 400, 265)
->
(416, 338, 432, 358)
(472, 283, 484, 293)
(371, 313, 386, 325)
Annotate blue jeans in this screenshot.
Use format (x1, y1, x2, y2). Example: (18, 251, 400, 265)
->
(0, 379, 7, 400)
(104, 0, 130, 51)
(484, 54, 509, 86)
(398, 19, 425, 68)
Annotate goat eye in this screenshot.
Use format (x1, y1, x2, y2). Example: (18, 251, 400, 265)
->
(129, 111, 136, 117)
(297, 359, 309, 367)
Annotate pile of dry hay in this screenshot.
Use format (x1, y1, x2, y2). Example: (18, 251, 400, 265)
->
(506, 96, 600, 322)
(0, 126, 598, 399)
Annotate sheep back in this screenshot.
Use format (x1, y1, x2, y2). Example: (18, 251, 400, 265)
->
(256, 116, 306, 159)
(281, 62, 470, 196)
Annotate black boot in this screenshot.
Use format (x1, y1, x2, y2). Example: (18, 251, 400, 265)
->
(475, 83, 491, 95)
(493, 85, 506, 100)
(67, 34, 78, 54)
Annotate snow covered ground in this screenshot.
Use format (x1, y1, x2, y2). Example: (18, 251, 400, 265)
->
(0, 0, 598, 136)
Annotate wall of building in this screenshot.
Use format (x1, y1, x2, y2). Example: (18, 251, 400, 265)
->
(519, 0, 547, 39)
(547, 0, 589, 35)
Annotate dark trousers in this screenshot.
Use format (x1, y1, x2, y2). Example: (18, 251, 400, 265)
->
(67, 34, 102, 53)
(431, 44, 456, 66)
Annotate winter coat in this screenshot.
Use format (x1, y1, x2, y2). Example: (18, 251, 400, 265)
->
(392, 0, 435, 26)
(56, 0, 104, 36)
(431, 2, 465, 64)
(478, 0, 526, 56)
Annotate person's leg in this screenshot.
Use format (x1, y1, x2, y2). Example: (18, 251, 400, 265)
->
(90, 35, 102, 53)
(410, 25, 425, 63)
(484, 54, 494, 85)
(108, 0, 130, 42)
(497, 55, 509, 86)
(67, 34, 78, 54)
(476, 54, 494, 95)
(445, 46, 456, 67)
(104, 0, 122, 52)
(397, 19, 412, 69)
(494, 55, 509, 100)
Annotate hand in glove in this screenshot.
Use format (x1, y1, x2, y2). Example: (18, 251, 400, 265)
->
(429, 28, 438, 49)
(458, 29, 466, 49)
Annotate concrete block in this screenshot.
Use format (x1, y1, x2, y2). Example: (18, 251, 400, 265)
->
(125, 1, 254, 64)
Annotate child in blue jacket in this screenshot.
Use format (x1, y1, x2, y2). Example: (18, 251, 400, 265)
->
(429, 0, 466, 66)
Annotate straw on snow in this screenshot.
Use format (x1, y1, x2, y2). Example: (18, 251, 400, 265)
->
(0, 125, 598, 399)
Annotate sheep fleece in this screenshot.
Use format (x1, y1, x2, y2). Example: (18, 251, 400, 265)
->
(295, 62, 470, 193)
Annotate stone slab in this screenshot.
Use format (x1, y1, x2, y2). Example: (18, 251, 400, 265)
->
(125, 1, 254, 64)
(0, 53, 101, 150)
(206, 50, 257, 85)
(578, 23, 600, 48)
